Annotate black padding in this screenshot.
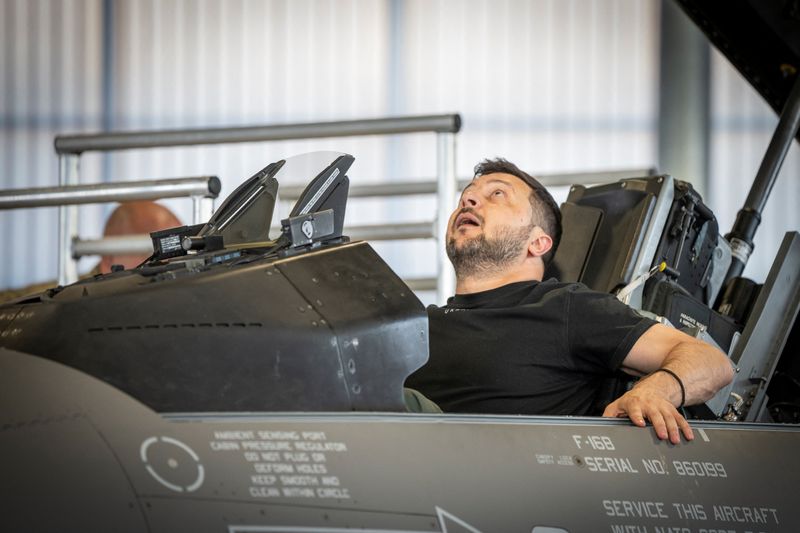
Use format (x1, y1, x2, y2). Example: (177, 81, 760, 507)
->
(547, 203, 603, 282)
(549, 179, 660, 294)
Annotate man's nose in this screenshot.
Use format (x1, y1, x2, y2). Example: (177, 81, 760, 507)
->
(460, 191, 479, 208)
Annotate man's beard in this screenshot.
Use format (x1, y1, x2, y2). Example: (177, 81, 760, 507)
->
(446, 223, 533, 279)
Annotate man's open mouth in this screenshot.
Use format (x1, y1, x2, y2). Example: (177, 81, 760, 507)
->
(455, 211, 481, 229)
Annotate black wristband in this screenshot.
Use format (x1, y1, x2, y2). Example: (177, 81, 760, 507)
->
(654, 368, 686, 408)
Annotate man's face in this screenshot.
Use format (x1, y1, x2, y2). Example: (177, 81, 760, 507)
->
(446, 172, 536, 276)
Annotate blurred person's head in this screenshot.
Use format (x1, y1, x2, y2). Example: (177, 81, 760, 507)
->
(99, 201, 182, 273)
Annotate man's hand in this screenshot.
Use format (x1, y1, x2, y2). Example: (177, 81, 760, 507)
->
(608, 322, 734, 444)
(603, 387, 693, 444)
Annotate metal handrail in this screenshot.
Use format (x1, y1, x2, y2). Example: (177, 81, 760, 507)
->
(69, 226, 440, 291)
(54, 114, 461, 154)
(72, 222, 437, 259)
(276, 168, 657, 200)
(0, 176, 220, 209)
(72, 235, 153, 258)
(66, 168, 656, 292)
(55, 115, 461, 300)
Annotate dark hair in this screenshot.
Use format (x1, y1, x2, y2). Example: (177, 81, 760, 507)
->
(473, 158, 562, 265)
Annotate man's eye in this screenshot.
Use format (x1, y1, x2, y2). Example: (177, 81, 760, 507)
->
(492, 190, 504, 196)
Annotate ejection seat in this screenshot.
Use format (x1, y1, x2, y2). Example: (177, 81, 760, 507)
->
(545, 174, 738, 417)
(545, 174, 734, 344)
(545, 174, 675, 309)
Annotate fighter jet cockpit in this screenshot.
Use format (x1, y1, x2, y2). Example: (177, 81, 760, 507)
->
(2, 145, 796, 422)
(2, 146, 799, 531)
(2, 1, 799, 527)
(0, 151, 429, 413)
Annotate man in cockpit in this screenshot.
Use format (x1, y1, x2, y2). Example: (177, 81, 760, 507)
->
(405, 158, 734, 444)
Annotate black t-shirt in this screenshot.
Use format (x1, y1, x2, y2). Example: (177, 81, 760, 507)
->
(405, 279, 657, 416)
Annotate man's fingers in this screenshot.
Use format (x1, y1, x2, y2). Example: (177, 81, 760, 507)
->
(677, 412, 694, 441)
(647, 405, 693, 444)
(657, 406, 693, 443)
(647, 409, 669, 440)
(625, 403, 647, 428)
(604, 393, 694, 443)
(601, 403, 617, 418)
(602, 401, 625, 419)
(662, 409, 681, 444)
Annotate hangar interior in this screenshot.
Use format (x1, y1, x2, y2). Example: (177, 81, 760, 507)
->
(1, 0, 798, 304)
(1, 2, 800, 530)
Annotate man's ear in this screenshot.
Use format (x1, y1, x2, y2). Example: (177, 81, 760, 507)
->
(528, 227, 553, 259)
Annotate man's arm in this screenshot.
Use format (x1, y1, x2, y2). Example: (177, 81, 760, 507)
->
(602, 323, 734, 444)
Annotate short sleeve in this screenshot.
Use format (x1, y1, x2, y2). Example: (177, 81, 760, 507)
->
(566, 285, 657, 373)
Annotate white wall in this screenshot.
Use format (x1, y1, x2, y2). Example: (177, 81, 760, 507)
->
(1, 0, 796, 297)
(1, 0, 104, 285)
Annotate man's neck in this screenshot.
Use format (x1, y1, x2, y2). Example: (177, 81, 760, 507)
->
(455, 266, 543, 295)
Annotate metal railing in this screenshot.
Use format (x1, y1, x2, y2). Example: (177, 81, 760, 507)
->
(273, 167, 657, 292)
(72, 222, 439, 260)
(65, 167, 653, 294)
(54, 115, 461, 154)
(276, 168, 657, 200)
(1, 176, 220, 257)
(11, 110, 653, 298)
(53, 114, 461, 297)
(0, 176, 219, 211)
